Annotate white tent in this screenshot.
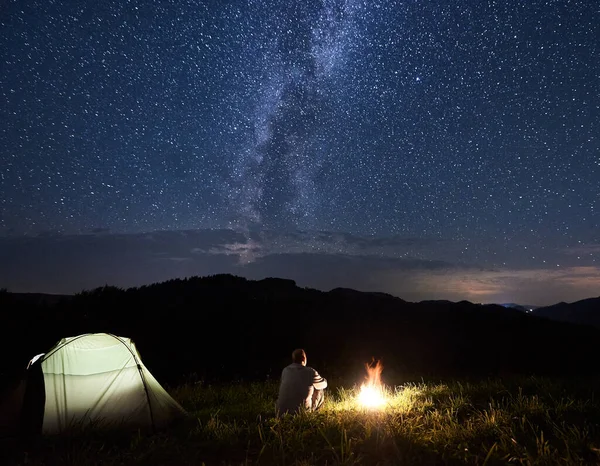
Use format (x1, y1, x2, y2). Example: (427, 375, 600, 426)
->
(1, 333, 186, 435)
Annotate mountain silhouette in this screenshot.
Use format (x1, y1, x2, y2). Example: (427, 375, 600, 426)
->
(533, 297, 600, 328)
(499, 303, 539, 313)
(2, 275, 600, 390)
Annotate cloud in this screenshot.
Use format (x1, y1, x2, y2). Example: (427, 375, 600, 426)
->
(208, 229, 448, 263)
(0, 228, 597, 306)
(404, 266, 600, 306)
(561, 244, 600, 256)
(0, 231, 238, 293)
(0, 227, 17, 237)
(239, 252, 457, 295)
(36, 229, 63, 238)
(90, 227, 111, 234)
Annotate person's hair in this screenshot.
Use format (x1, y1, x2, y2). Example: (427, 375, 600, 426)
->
(292, 348, 306, 364)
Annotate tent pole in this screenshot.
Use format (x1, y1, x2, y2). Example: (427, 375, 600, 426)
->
(136, 363, 156, 434)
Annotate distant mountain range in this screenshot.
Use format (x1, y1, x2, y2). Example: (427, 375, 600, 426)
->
(2, 275, 600, 387)
(3, 287, 599, 328)
(417, 298, 600, 327)
(3, 275, 600, 384)
(498, 303, 540, 313)
(532, 297, 600, 328)
(492, 297, 600, 328)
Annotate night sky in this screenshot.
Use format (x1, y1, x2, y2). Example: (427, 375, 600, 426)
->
(1, 0, 599, 305)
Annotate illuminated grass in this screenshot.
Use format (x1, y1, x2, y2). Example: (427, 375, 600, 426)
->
(3, 377, 600, 465)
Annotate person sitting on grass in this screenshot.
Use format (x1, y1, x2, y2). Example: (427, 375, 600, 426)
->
(275, 348, 327, 416)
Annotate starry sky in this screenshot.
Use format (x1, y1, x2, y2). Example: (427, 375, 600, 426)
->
(1, 0, 599, 305)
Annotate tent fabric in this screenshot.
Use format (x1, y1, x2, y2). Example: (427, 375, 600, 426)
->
(2, 333, 186, 436)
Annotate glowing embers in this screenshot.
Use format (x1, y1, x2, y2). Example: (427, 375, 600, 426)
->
(357, 359, 386, 409)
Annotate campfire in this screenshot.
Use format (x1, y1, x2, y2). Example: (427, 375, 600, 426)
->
(357, 359, 387, 409)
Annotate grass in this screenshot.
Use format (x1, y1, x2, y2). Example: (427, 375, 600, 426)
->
(3, 376, 600, 465)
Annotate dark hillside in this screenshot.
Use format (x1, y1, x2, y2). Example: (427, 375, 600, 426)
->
(534, 297, 600, 328)
(2, 275, 600, 390)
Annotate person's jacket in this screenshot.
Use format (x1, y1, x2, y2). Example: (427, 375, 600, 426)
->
(275, 363, 327, 414)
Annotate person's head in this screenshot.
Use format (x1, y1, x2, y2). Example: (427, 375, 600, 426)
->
(292, 348, 307, 366)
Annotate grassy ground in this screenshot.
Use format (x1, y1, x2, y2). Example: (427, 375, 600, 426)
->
(2, 376, 600, 465)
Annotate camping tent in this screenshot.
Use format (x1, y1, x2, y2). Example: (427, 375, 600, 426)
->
(0, 333, 186, 436)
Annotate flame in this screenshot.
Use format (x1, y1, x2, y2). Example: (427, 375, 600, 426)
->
(357, 359, 386, 409)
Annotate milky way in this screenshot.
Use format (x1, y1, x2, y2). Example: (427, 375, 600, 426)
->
(1, 0, 599, 281)
(226, 0, 364, 232)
